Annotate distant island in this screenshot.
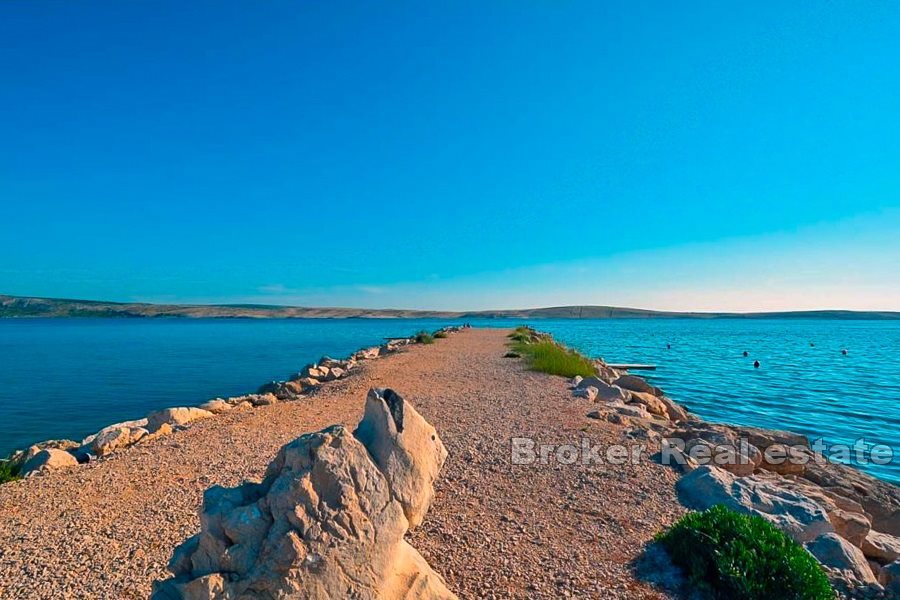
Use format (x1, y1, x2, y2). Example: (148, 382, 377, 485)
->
(2, 294, 898, 320)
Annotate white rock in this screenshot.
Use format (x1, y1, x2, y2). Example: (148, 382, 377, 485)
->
(20, 448, 78, 476)
(146, 407, 214, 433)
(354, 388, 448, 530)
(676, 465, 834, 543)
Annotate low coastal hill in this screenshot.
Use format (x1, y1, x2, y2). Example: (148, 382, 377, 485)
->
(2, 294, 898, 319)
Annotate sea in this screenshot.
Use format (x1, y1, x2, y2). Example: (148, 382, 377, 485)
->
(1, 317, 897, 484)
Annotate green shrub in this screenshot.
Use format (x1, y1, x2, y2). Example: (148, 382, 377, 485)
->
(433, 331, 448, 339)
(0, 460, 21, 484)
(656, 505, 833, 600)
(510, 340, 596, 378)
(414, 330, 434, 344)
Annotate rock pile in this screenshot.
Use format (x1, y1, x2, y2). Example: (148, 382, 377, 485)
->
(569, 355, 900, 596)
(152, 388, 456, 600)
(2, 328, 464, 479)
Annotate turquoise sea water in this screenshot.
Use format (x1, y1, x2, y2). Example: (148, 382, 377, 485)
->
(0, 318, 897, 484)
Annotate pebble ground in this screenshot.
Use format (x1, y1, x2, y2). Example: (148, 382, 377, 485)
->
(0, 328, 684, 599)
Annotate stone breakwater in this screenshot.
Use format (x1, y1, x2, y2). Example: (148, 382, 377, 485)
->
(567, 344, 900, 598)
(152, 388, 456, 600)
(2, 326, 467, 480)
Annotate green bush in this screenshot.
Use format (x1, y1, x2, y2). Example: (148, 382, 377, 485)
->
(656, 505, 833, 600)
(0, 460, 21, 484)
(433, 331, 448, 339)
(414, 330, 434, 344)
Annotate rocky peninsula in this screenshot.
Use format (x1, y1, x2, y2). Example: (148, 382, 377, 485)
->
(0, 327, 898, 599)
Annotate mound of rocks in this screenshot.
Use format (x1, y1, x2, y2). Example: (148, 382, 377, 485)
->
(152, 388, 456, 600)
(567, 352, 900, 594)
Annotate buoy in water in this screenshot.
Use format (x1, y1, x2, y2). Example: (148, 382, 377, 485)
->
(753, 360, 760, 368)
(743, 351, 749, 357)
(810, 342, 815, 347)
(667, 343, 671, 349)
(842, 349, 848, 355)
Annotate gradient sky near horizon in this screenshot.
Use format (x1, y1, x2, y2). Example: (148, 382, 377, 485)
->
(2, 2, 899, 312)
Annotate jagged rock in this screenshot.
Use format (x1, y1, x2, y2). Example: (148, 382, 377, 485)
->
(9, 439, 79, 469)
(863, 530, 900, 564)
(613, 403, 651, 420)
(829, 509, 871, 547)
(328, 366, 345, 379)
(20, 448, 78, 476)
(627, 391, 669, 418)
(612, 374, 656, 395)
(354, 388, 448, 530)
(676, 465, 833, 543)
(142, 422, 174, 442)
(805, 533, 878, 585)
(153, 390, 455, 600)
(733, 425, 810, 450)
(257, 380, 303, 399)
(89, 425, 148, 457)
(575, 377, 628, 402)
(657, 396, 689, 423)
(354, 346, 380, 360)
(802, 462, 900, 537)
(573, 386, 598, 402)
(683, 438, 761, 476)
(571, 376, 583, 388)
(147, 407, 214, 433)
(198, 400, 231, 415)
(757, 443, 808, 476)
(302, 365, 329, 379)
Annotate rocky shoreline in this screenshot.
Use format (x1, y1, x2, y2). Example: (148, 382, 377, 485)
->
(548, 327, 900, 598)
(1, 326, 467, 480)
(1, 325, 898, 598)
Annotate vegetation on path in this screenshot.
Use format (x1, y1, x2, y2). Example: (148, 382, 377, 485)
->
(507, 326, 597, 378)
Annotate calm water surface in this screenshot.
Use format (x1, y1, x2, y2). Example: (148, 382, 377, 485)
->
(1, 318, 897, 484)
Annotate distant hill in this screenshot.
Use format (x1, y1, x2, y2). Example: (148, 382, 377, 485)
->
(2, 294, 898, 320)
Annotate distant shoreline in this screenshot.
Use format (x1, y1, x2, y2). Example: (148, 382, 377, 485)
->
(2, 294, 899, 320)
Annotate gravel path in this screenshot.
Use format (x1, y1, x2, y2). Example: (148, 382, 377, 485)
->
(0, 328, 684, 599)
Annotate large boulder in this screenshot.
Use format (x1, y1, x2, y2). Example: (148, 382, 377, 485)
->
(801, 462, 900, 537)
(147, 407, 214, 433)
(628, 391, 670, 419)
(612, 374, 656, 395)
(20, 448, 78, 476)
(257, 380, 304, 399)
(153, 391, 455, 600)
(805, 533, 878, 585)
(733, 425, 810, 450)
(354, 388, 448, 530)
(575, 377, 628, 402)
(197, 399, 231, 415)
(828, 509, 871, 548)
(8, 439, 79, 470)
(89, 424, 148, 457)
(676, 465, 833, 543)
(863, 530, 900, 564)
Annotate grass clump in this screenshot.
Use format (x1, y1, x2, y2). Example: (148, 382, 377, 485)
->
(0, 460, 21, 484)
(506, 327, 596, 378)
(414, 330, 434, 344)
(656, 505, 833, 600)
(433, 331, 448, 339)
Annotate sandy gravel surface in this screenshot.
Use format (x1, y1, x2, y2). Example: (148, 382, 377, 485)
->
(0, 328, 683, 599)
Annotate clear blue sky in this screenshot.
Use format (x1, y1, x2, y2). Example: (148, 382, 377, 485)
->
(2, 1, 899, 311)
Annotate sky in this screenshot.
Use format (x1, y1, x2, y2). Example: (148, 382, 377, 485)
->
(2, 1, 899, 312)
